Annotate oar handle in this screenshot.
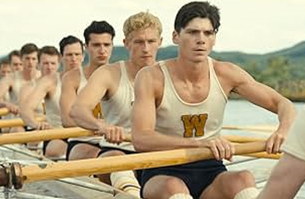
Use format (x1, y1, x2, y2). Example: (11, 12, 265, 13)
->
(0, 108, 10, 117)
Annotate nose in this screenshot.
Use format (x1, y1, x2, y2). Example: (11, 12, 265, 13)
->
(197, 32, 207, 44)
(98, 46, 107, 54)
(142, 41, 150, 52)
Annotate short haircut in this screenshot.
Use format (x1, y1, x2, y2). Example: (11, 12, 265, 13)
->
(123, 12, 162, 40)
(0, 59, 10, 67)
(20, 43, 39, 57)
(8, 50, 21, 63)
(38, 46, 60, 62)
(83, 21, 115, 44)
(174, 1, 220, 33)
(59, 35, 84, 55)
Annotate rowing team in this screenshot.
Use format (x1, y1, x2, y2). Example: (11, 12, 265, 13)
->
(0, 2, 304, 199)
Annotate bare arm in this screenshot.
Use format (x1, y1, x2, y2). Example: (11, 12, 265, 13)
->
(20, 78, 49, 128)
(228, 63, 296, 153)
(131, 67, 234, 160)
(0, 77, 13, 103)
(70, 66, 110, 131)
(60, 70, 79, 127)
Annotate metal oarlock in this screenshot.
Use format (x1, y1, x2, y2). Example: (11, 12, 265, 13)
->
(0, 163, 23, 189)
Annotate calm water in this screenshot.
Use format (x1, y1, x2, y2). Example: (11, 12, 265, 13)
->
(223, 100, 304, 126)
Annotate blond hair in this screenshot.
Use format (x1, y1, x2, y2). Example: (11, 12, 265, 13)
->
(123, 12, 162, 40)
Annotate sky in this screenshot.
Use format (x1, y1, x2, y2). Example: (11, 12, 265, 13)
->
(0, 0, 305, 56)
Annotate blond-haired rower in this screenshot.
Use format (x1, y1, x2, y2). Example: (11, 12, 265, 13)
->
(70, 12, 163, 197)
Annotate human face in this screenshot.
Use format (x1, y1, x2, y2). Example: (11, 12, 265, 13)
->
(62, 43, 84, 71)
(0, 64, 12, 77)
(39, 54, 60, 76)
(10, 55, 23, 72)
(124, 27, 162, 67)
(22, 52, 38, 71)
(86, 33, 113, 67)
(173, 18, 216, 63)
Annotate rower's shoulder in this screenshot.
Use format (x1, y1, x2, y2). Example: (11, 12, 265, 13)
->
(63, 68, 82, 80)
(138, 61, 163, 79)
(95, 62, 121, 74)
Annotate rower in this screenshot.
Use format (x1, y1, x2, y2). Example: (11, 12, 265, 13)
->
(70, 12, 163, 198)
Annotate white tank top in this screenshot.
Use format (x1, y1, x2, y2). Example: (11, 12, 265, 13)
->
(45, 73, 62, 127)
(99, 61, 134, 151)
(156, 57, 227, 140)
(69, 67, 103, 143)
(10, 72, 23, 104)
(77, 67, 87, 95)
(10, 72, 44, 115)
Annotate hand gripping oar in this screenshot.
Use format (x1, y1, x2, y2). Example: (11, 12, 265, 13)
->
(0, 141, 266, 189)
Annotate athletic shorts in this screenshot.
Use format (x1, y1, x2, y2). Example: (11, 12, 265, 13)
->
(97, 146, 142, 181)
(67, 144, 142, 180)
(140, 159, 227, 199)
(281, 106, 305, 161)
(66, 140, 101, 160)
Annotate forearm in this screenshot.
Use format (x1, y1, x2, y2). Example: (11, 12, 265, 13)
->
(61, 109, 78, 128)
(132, 130, 201, 152)
(20, 106, 38, 128)
(69, 105, 101, 130)
(277, 99, 296, 132)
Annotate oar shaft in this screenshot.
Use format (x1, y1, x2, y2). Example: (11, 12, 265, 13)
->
(0, 108, 9, 116)
(223, 135, 266, 143)
(0, 127, 94, 145)
(14, 141, 265, 186)
(0, 116, 46, 128)
(222, 125, 276, 132)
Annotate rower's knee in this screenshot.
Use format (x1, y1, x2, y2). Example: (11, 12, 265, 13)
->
(163, 177, 189, 195)
(228, 170, 256, 197)
(98, 150, 126, 157)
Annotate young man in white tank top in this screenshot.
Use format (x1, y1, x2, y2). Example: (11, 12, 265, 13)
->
(0, 43, 41, 133)
(20, 45, 69, 158)
(60, 21, 115, 161)
(131, 2, 296, 199)
(70, 12, 163, 198)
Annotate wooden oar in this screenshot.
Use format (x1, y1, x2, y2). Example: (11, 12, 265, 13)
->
(0, 108, 9, 116)
(222, 125, 277, 132)
(0, 115, 46, 128)
(0, 126, 268, 145)
(4, 141, 266, 189)
(245, 152, 282, 159)
(0, 127, 93, 145)
(223, 135, 267, 143)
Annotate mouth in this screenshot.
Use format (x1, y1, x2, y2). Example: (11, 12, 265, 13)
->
(193, 48, 206, 52)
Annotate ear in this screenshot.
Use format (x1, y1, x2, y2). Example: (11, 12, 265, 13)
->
(159, 37, 163, 47)
(123, 38, 130, 50)
(172, 31, 179, 44)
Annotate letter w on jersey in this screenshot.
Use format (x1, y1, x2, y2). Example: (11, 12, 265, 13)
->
(181, 114, 208, 137)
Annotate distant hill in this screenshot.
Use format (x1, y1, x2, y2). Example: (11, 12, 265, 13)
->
(107, 40, 305, 70)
